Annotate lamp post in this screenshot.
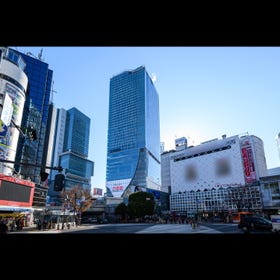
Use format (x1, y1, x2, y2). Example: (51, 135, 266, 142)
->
(77, 195, 85, 226)
(61, 195, 68, 230)
(74, 193, 77, 227)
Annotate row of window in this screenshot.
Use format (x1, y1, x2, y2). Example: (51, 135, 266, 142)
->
(0, 73, 26, 93)
(173, 145, 232, 162)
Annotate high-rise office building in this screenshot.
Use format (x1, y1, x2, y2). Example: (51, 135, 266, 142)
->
(47, 107, 94, 198)
(106, 66, 161, 198)
(11, 48, 53, 182)
(42, 103, 62, 180)
(165, 134, 268, 215)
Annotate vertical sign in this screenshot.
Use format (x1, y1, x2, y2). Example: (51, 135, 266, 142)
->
(241, 139, 256, 183)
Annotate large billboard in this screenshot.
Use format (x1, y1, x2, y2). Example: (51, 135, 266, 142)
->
(106, 178, 130, 197)
(0, 174, 35, 207)
(170, 137, 246, 193)
(93, 187, 103, 196)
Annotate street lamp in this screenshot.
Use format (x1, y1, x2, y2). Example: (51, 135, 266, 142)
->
(74, 193, 77, 227)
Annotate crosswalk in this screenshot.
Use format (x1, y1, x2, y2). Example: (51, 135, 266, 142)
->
(13, 223, 224, 234)
(136, 224, 221, 234)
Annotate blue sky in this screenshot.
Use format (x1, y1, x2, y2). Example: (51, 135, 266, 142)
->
(14, 46, 280, 192)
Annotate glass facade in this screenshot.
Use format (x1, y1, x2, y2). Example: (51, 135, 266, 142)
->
(64, 108, 90, 157)
(4, 48, 26, 71)
(60, 152, 93, 190)
(60, 107, 93, 191)
(106, 66, 161, 198)
(12, 49, 53, 182)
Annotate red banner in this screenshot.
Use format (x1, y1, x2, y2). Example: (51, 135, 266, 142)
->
(241, 147, 256, 183)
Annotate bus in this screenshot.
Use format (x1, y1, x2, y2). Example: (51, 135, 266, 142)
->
(231, 211, 252, 223)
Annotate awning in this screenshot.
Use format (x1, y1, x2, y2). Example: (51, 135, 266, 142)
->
(0, 206, 33, 212)
(0, 212, 26, 218)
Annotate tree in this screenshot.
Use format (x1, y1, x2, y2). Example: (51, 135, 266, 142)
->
(115, 202, 128, 220)
(59, 185, 93, 223)
(127, 191, 155, 220)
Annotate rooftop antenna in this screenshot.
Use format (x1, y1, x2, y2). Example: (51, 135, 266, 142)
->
(50, 80, 57, 103)
(38, 48, 43, 60)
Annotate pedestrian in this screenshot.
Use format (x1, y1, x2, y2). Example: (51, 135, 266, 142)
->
(0, 219, 8, 234)
(10, 219, 16, 232)
(37, 219, 42, 230)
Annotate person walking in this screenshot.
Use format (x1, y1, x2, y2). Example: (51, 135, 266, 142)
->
(0, 218, 8, 234)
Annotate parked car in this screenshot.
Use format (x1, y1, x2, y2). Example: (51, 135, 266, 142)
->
(238, 216, 273, 233)
(97, 217, 108, 224)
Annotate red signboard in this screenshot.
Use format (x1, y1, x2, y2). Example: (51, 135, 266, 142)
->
(0, 174, 35, 207)
(241, 146, 256, 183)
(112, 185, 123, 192)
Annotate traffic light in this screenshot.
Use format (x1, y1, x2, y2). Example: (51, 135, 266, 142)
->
(54, 173, 65, 192)
(40, 171, 49, 182)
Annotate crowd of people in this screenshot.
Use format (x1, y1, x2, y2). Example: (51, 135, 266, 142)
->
(0, 216, 25, 234)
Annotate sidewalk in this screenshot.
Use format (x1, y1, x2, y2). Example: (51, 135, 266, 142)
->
(10, 223, 92, 234)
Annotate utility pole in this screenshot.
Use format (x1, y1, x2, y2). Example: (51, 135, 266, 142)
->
(74, 193, 77, 227)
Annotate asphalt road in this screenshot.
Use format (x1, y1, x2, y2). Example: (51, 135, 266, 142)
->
(13, 222, 242, 234)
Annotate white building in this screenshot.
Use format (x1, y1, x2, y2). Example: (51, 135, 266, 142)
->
(0, 47, 28, 175)
(162, 134, 268, 216)
(169, 134, 267, 193)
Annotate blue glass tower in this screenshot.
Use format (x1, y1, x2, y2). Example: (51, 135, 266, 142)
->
(60, 107, 94, 191)
(106, 66, 161, 198)
(11, 48, 53, 182)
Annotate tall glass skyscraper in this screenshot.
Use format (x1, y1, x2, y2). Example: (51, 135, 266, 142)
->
(45, 106, 94, 205)
(11, 48, 53, 182)
(106, 66, 161, 198)
(58, 107, 94, 191)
